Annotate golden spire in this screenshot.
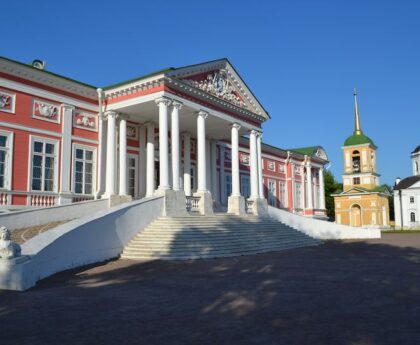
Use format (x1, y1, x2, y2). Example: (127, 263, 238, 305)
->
(353, 88, 363, 135)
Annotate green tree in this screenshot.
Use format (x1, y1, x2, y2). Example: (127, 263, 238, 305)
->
(323, 170, 342, 221)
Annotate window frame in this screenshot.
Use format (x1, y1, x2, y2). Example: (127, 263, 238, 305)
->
(0, 130, 13, 191)
(127, 153, 138, 198)
(71, 143, 97, 196)
(28, 135, 59, 193)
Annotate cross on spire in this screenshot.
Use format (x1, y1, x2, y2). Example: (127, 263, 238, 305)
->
(353, 88, 362, 135)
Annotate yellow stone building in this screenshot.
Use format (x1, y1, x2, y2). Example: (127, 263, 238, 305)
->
(333, 90, 390, 227)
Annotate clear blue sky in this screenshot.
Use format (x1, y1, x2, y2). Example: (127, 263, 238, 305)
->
(2, 0, 419, 185)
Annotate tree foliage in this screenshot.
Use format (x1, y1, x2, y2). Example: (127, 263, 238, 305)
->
(323, 170, 342, 221)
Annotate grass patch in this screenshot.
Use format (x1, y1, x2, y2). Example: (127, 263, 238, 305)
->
(382, 230, 420, 234)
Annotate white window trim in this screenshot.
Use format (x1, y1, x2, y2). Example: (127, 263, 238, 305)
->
(28, 135, 60, 193)
(127, 153, 138, 198)
(0, 130, 14, 191)
(71, 143, 97, 195)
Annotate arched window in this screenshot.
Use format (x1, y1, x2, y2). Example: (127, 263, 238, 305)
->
(410, 212, 416, 222)
(352, 150, 361, 173)
(416, 162, 419, 175)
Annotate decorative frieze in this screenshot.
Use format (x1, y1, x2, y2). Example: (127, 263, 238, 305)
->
(240, 153, 249, 165)
(0, 90, 15, 114)
(126, 124, 138, 140)
(33, 99, 60, 123)
(73, 110, 98, 131)
(267, 161, 275, 171)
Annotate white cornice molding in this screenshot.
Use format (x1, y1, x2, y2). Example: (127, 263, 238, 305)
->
(103, 76, 166, 99)
(0, 58, 97, 99)
(0, 77, 98, 111)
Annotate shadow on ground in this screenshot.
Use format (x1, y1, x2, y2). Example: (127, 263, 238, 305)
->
(1, 234, 420, 345)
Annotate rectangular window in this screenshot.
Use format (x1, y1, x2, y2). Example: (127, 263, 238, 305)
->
(225, 173, 232, 197)
(127, 155, 138, 198)
(279, 182, 286, 207)
(73, 146, 95, 195)
(295, 183, 301, 209)
(410, 196, 415, 203)
(240, 175, 250, 199)
(353, 177, 360, 185)
(31, 139, 57, 192)
(0, 133, 12, 189)
(268, 179, 277, 207)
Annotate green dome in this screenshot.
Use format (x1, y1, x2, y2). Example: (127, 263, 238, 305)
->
(344, 133, 374, 146)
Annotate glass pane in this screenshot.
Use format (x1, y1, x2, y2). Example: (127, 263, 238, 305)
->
(0, 163, 4, 175)
(75, 182, 82, 194)
(45, 143, 54, 154)
(76, 149, 83, 159)
(33, 155, 42, 167)
(32, 178, 41, 191)
(85, 150, 93, 161)
(45, 179, 54, 191)
(85, 184, 92, 195)
(85, 163, 92, 174)
(32, 167, 41, 179)
(129, 159, 135, 167)
(75, 172, 83, 183)
(0, 136, 6, 147)
(45, 156, 54, 168)
(45, 167, 54, 179)
(75, 161, 83, 173)
(85, 173, 92, 184)
(129, 170, 135, 178)
(0, 150, 5, 163)
(0, 176, 3, 188)
(34, 141, 43, 153)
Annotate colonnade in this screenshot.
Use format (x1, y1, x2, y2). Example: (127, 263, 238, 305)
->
(102, 96, 265, 214)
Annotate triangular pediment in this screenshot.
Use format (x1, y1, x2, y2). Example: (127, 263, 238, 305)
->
(340, 187, 371, 195)
(166, 59, 269, 120)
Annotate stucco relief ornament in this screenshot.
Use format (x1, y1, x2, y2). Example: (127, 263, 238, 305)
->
(76, 115, 95, 128)
(126, 125, 137, 139)
(185, 69, 247, 108)
(35, 101, 58, 119)
(0, 226, 21, 260)
(0, 94, 11, 109)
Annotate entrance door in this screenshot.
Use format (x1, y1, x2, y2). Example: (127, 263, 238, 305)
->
(351, 204, 362, 227)
(268, 179, 277, 207)
(240, 175, 250, 199)
(127, 154, 138, 198)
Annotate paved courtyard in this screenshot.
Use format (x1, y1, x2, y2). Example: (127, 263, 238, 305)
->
(1, 233, 420, 345)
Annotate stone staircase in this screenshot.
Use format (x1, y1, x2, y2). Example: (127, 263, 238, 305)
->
(121, 214, 322, 260)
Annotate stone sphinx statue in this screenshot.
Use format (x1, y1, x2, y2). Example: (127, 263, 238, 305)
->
(0, 226, 21, 259)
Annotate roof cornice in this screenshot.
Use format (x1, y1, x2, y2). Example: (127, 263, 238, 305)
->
(0, 57, 97, 99)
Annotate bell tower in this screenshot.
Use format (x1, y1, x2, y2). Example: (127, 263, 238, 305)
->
(342, 89, 379, 191)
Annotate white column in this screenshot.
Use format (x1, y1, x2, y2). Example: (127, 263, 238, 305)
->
(105, 111, 118, 196)
(211, 140, 218, 200)
(319, 167, 326, 210)
(231, 123, 241, 197)
(146, 122, 155, 197)
(206, 139, 211, 192)
(155, 97, 172, 190)
(249, 130, 259, 199)
(256, 132, 264, 199)
(220, 146, 226, 203)
(59, 104, 74, 200)
(182, 132, 191, 196)
(118, 115, 128, 196)
(306, 163, 313, 209)
(171, 101, 182, 191)
(196, 111, 208, 192)
(138, 125, 147, 198)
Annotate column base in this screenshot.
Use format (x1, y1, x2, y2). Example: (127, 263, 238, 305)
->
(227, 195, 246, 216)
(108, 194, 133, 207)
(58, 193, 73, 205)
(193, 191, 214, 216)
(250, 198, 268, 216)
(155, 189, 189, 217)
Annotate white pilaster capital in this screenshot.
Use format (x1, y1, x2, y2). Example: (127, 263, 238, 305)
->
(256, 131, 263, 139)
(172, 100, 183, 110)
(155, 97, 172, 107)
(104, 110, 119, 120)
(250, 129, 259, 137)
(231, 123, 241, 131)
(61, 104, 75, 112)
(118, 113, 128, 121)
(196, 110, 209, 119)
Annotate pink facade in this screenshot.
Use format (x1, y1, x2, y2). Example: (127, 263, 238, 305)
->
(0, 56, 327, 217)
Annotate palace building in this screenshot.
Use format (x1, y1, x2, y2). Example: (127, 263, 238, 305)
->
(0, 56, 328, 217)
(333, 90, 390, 227)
